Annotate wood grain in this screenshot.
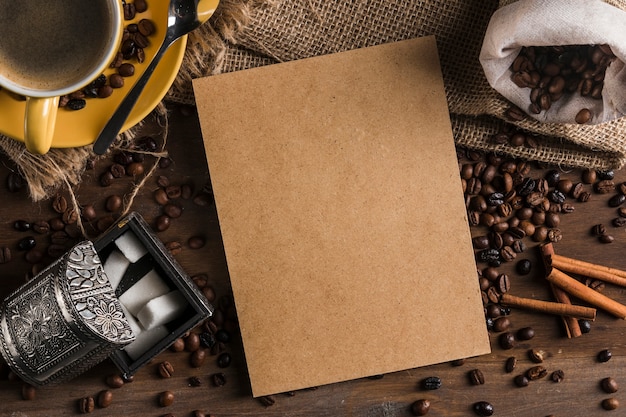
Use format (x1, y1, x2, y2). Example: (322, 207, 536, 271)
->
(0, 107, 625, 416)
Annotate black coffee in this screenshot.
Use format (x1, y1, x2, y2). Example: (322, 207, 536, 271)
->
(0, 0, 115, 91)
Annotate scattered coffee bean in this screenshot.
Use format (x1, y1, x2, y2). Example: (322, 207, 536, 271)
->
(516, 326, 535, 341)
(528, 349, 547, 363)
(155, 215, 171, 232)
(188, 376, 203, 387)
(516, 259, 532, 275)
(598, 349, 612, 363)
(526, 365, 548, 380)
(163, 203, 183, 218)
(211, 372, 227, 387)
(110, 163, 126, 178)
(158, 391, 175, 407)
(217, 352, 232, 368)
(17, 236, 36, 251)
(499, 332, 516, 350)
(493, 317, 511, 332)
(601, 377, 619, 393)
(165, 241, 182, 255)
(52, 194, 68, 213)
(602, 398, 619, 411)
(551, 369, 565, 383)
(411, 399, 431, 416)
(78, 396, 94, 413)
(599, 234, 615, 244)
(126, 161, 144, 176)
(185, 333, 201, 352)
(505, 356, 517, 373)
(190, 348, 208, 368)
(13, 220, 31, 232)
(158, 361, 174, 378)
(32, 220, 50, 234)
(97, 390, 113, 408)
(469, 369, 485, 385)
(118, 62, 135, 77)
(472, 401, 494, 416)
(259, 395, 276, 407)
(154, 188, 169, 205)
(105, 195, 122, 212)
(514, 374, 529, 387)
(188, 235, 206, 249)
(105, 374, 124, 388)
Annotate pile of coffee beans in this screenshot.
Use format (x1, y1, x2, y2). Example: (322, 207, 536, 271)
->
(509, 44, 617, 123)
(60, 0, 155, 111)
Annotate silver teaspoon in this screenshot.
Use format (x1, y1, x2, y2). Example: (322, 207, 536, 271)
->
(93, 0, 203, 155)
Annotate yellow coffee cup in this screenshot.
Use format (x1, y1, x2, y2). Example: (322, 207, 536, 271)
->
(0, 0, 123, 154)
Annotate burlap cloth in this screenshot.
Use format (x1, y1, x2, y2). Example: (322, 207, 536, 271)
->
(11, 0, 626, 201)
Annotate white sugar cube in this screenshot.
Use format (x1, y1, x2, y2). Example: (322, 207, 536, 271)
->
(121, 304, 143, 338)
(103, 250, 130, 290)
(118, 269, 170, 316)
(114, 231, 148, 263)
(137, 290, 188, 330)
(123, 325, 169, 360)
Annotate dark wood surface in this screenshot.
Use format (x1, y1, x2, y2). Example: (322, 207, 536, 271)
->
(1, 106, 626, 416)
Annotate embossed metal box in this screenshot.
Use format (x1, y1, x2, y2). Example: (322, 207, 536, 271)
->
(94, 212, 213, 378)
(0, 241, 135, 386)
(0, 212, 213, 385)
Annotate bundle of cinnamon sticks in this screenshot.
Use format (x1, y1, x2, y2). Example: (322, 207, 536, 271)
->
(499, 243, 626, 338)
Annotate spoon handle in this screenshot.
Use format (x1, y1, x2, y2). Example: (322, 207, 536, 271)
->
(92, 39, 173, 155)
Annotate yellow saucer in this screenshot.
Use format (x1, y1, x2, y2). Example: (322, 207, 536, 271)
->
(0, 0, 211, 149)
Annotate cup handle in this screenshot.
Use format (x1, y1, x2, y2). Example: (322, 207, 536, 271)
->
(24, 96, 59, 154)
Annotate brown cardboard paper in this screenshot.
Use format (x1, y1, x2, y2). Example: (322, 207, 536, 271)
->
(193, 36, 491, 397)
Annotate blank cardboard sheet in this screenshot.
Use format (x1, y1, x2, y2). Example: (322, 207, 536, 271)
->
(193, 36, 490, 397)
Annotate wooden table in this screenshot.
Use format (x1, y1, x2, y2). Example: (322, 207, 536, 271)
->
(1, 105, 625, 416)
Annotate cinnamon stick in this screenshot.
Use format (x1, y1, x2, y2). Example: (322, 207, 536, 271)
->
(550, 253, 626, 287)
(499, 293, 596, 320)
(549, 283, 582, 338)
(546, 268, 626, 319)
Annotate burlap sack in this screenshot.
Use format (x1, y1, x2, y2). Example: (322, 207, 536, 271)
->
(12, 0, 626, 201)
(168, 0, 626, 171)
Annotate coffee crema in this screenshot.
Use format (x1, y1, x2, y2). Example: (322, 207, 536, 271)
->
(0, 0, 116, 92)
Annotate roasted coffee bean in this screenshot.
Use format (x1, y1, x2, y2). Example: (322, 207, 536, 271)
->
(586, 278, 606, 292)
(190, 348, 208, 367)
(126, 162, 144, 176)
(602, 398, 619, 411)
(526, 365, 548, 380)
(516, 259, 532, 275)
(472, 401, 494, 416)
(516, 326, 535, 341)
(166, 185, 182, 199)
(154, 188, 169, 205)
(472, 235, 490, 249)
(598, 349, 612, 363)
(477, 248, 501, 267)
(582, 168, 597, 184)
(165, 241, 182, 255)
(118, 62, 135, 77)
(421, 376, 442, 390)
(50, 218, 66, 230)
(493, 317, 511, 332)
(21, 383, 36, 400)
(109, 73, 124, 88)
(78, 396, 94, 413)
(505, 356, 517, 373)
(592, 223, 607, 236)
(451, 358, 466, 366)
(123, 2, 136, 20)
(599, 234, 615, 244)
(499, 332, 516, 350)
(500, 246, 516, 262)
(548, 189, 566, 204)
(193, 192, 214, 206)
(199, 332, 216, 349)
(468, 369, 485, 385)
(17, 236, 36, 251)
(609, 194, 626, 207)
(496, 274, 511, 293)
(205, 372, 226, 389)
(613, 217, 626, 227)
(528, 349, 547, 363)
(596, 179, 616, 194)
(181, 183, 194, 199)
(486, 287, 501, 304)
(188, 376, 202, 387)
(97, 390, 113, 408)
(575, 108, 592, 124)
(155, 215, 171, 232)
(158, 391, 175, 407)
(105, 374, 125, 388)
(67, 99, 86, 110)
(601, 377, 619, 393)
(62, 208, 78, 225)
(105, 195, 122, 212)
(188, 235, 206, 249)
(217, 352, 232, 368)
(158, 361, 174, 378)
(170, 338, 185, 352)
(185, 333, 201, 352)
(110, 163, 126, 178)
(52, 194, 68, 213)
(579, 319, 592, 333)
(99, 171, 114, 187)
(514, 374, 529, 387)
(13, 220, 31, 231)
(410, 399, 431, 416)
(138, 18, 155, 36)
(551, 369, 565, 383)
